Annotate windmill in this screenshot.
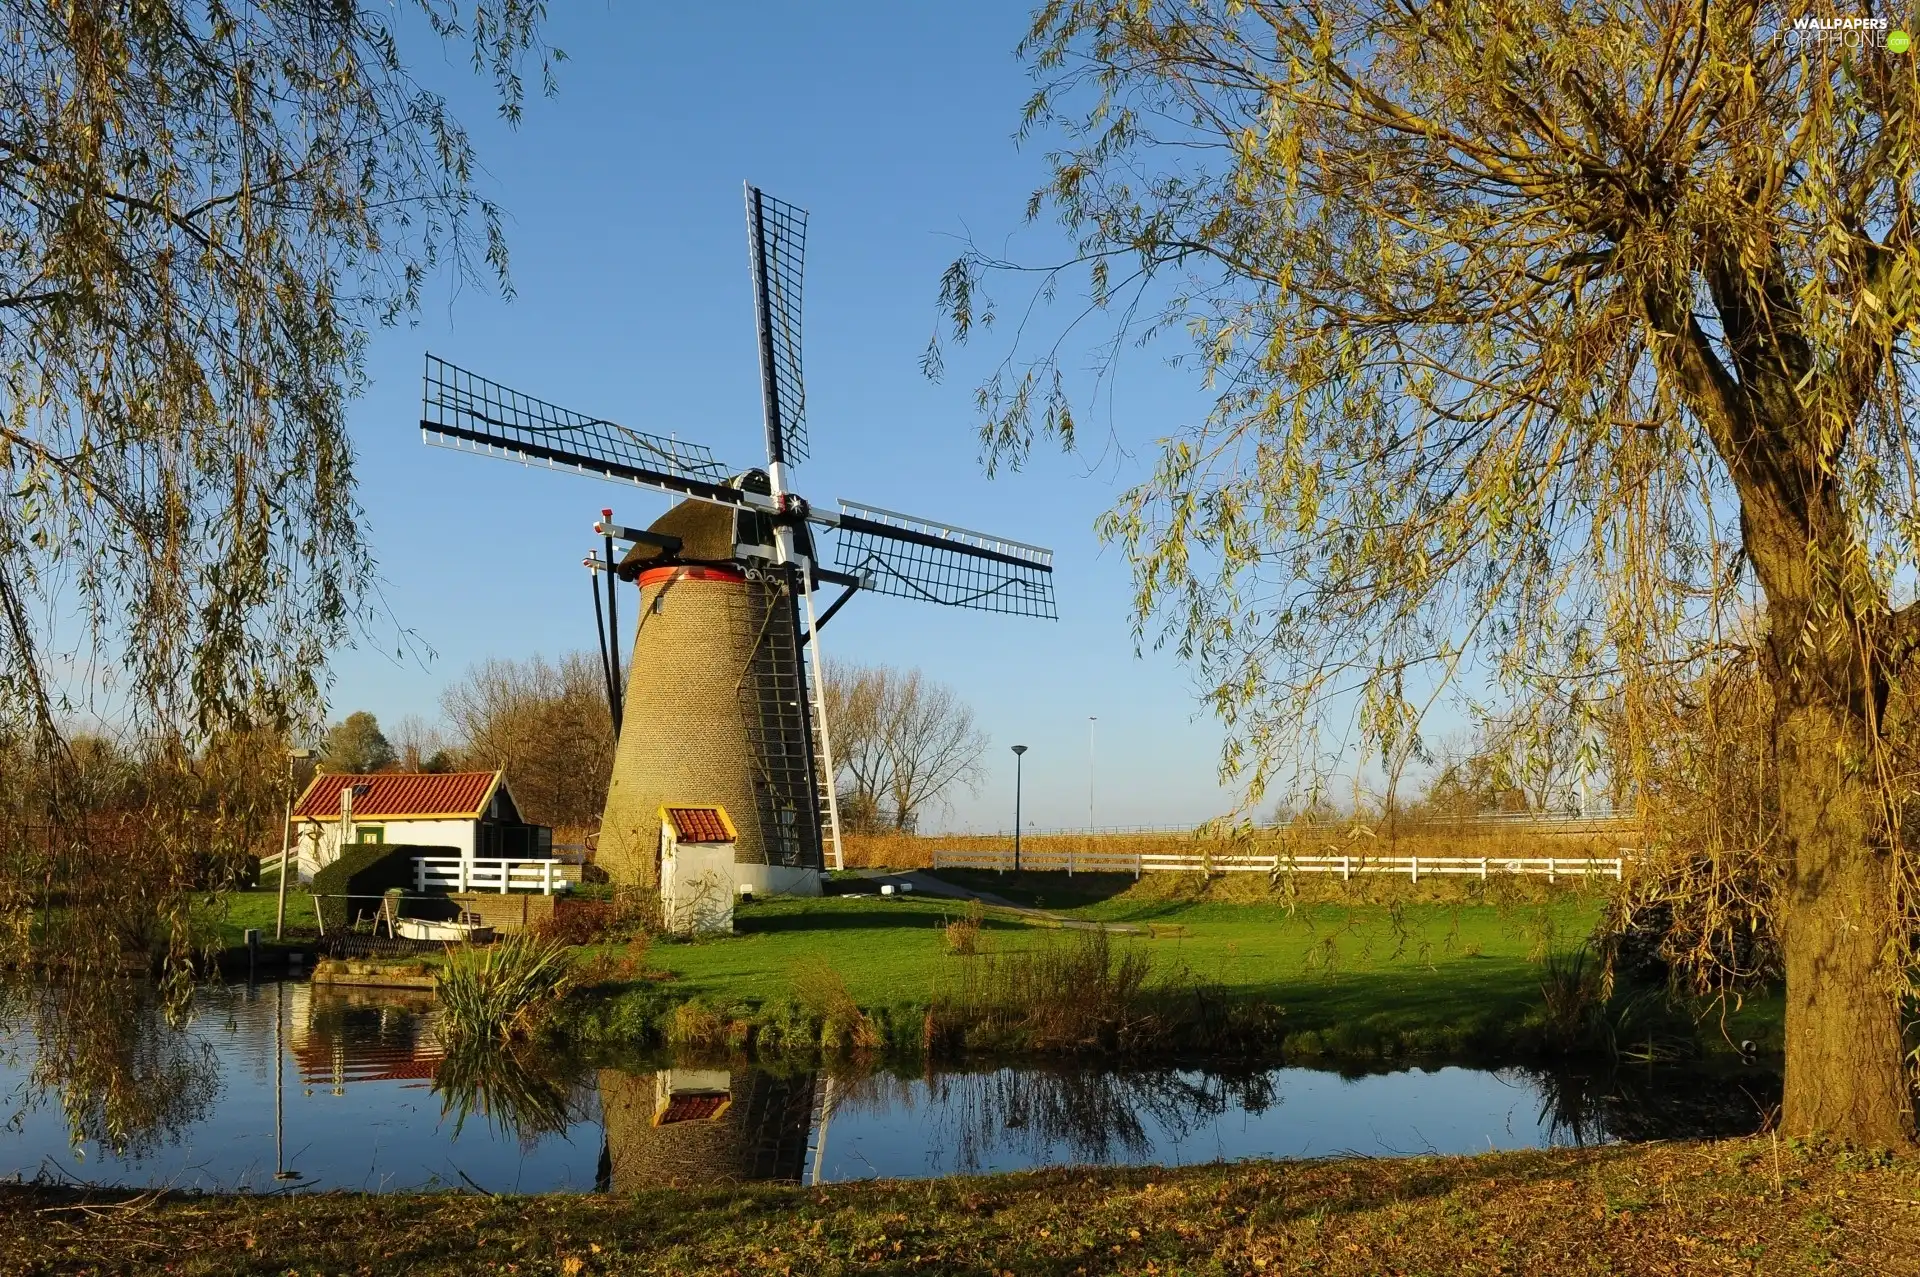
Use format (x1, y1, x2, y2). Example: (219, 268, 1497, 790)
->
(420, 184, 1055, 896)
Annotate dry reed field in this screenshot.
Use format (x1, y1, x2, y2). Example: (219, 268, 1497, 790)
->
(842, 819, 1633, 875)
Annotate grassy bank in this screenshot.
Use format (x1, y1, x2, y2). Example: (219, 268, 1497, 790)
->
(559, 873, 1780, 1063)
(5, 1137, 1912, 1275)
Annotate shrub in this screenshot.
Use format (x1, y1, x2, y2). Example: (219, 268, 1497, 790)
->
(434, 934, 574, 1043)
(534, 898, 617, 946)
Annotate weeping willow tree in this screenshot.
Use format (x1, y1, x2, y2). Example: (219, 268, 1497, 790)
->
(941, 1, 1920, 1143)
(0, 1, 556, 1138)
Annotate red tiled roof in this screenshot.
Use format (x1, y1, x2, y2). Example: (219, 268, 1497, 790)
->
(292, 771, 501, 821)
(655, 1093, 731, 1125)
(664, 805, 734, 844)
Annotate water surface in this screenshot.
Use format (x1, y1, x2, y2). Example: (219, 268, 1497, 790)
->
(0, 982, 1775, 1193)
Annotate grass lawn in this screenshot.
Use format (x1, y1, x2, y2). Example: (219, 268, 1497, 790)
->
(616, 872, 1782, 1059)
(199, 884, 323, 949)
(5, 1137, 1912, 1275)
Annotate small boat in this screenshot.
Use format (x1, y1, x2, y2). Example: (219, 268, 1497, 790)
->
(394, 918, 494, 943)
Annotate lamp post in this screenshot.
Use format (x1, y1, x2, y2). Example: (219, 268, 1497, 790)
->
(1011, 745, 1028, 873)
(275, 747, 315, 941)
(1088, 716, 1097, 833)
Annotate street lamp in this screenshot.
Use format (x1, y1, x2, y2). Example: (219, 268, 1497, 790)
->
(1010, 745, 1028, 873)
(275, 747, 315, 940)
(1088, 717, 1097, 833)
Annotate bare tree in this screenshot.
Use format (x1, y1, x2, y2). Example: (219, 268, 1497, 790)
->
(440, 652, 613, 830)
(825, 665, 890, 833)
(390, 715, 455, 773)
(826, 664, 987, 832)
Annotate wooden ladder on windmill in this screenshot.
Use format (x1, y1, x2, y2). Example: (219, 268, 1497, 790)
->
(734, 578, 843, 874)
(800, 577, 844, 872)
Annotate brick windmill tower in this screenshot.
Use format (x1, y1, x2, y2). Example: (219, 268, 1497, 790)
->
(421, 185, 1055, 902)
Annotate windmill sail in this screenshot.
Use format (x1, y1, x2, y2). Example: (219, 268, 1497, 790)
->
(828, 500, 1056, 619)
(421, 355, 740, 505)
(746, 186, 809, 468)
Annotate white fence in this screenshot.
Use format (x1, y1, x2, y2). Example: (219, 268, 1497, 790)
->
(412, 856, 573, 895)
(930, 846, 1624, 882)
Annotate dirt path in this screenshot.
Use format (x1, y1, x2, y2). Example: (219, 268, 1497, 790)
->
(847, 868, 1150, 934)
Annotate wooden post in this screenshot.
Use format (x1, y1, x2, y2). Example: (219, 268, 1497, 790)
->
(1067, 845, 1074, 877)
(1480, 857, 1488, 880)
(1135, 848, 1142, 880)
(1410, 855, 1419, 883)
(414, 858, 427, 894)
(458, 859, 468, 893)
(542, 860, 554, 895)
(1341, 855, 1350, 882)
(499, 860, 509, 894)
(1547, 856, 1556, 883)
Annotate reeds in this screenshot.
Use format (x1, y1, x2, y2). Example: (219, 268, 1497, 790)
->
(434, 934, 574, 1043)
(1537, 943, 1691, 1061)
(792, 957, 882, 1051)
(944, 899, 984, 955)
(928, 928, 1282, 1057)
(844, 821, 1627, 878)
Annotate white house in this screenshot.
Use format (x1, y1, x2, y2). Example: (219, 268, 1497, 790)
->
(290, 770, 550, 879)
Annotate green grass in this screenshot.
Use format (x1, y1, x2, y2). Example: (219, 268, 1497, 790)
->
(198, 885, 323, 949)
(580, 874, 1784, 1061)
(599, 884, 1562, 1058)
(6, 1138, 1914, 1275)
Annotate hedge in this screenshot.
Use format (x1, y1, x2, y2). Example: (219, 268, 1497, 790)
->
(312, 843, 457, 933)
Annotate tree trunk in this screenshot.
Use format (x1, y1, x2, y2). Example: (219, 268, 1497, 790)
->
(1776, 693, 1914, 1147)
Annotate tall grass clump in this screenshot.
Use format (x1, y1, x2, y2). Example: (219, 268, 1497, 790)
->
(930, 928, 1282, 1057)
(793, 957, 883, 1052)
(1536, 943, 1692, 1062)
(945, 899, 985, 955)
(434, 935, 574, 1043)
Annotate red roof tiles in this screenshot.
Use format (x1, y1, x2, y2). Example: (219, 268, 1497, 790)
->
(664, 806, 735, 844)
(655, 1093, 731, 1125)
(292, 771, 500, 821)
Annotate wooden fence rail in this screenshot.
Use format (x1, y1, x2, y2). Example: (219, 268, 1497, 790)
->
(929, 846, 1624, 882)
(411, 856, 576, 895)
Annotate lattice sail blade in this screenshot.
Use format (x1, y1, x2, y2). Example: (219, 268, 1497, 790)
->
(746, 185, 808, 467)
(421, 354, 738, 503)
(827, 500, 1057, 618)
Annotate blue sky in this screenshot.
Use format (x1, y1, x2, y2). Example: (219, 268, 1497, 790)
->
(335, 2, 1252, 832)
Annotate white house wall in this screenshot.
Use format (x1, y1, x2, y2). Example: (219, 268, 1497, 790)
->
(373, 820, 475, 857)
(294, 818, 476, 880)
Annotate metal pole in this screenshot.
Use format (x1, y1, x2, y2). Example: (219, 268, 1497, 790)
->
(589, 554, 618, 723)
(603, 511, 624, 734)
(275, 760, 294, 940)
(1088, 716, 1097, 833)
(1011, 745, 1027, 873)
(275, 748, 312, 940)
